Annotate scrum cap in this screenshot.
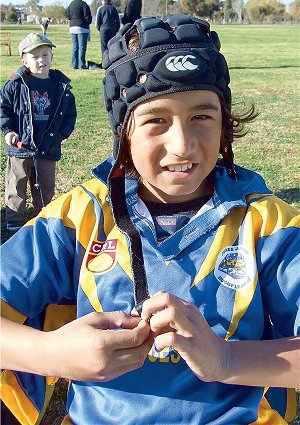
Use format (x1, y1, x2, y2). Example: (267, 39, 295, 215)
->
(102, 14, 231, 158)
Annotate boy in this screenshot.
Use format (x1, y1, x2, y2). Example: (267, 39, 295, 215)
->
(1, 15, 299, 425)
(0, 33, 77, 232)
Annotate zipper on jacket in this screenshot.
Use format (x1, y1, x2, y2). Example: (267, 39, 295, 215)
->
(17, 72, 36, 151)
(38, 82, 68, 150)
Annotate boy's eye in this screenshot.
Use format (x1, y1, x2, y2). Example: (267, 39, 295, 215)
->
(146, 118, 165, 124)
(192, 114, 210, 120)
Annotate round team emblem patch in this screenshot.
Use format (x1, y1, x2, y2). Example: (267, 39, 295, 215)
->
(214, 245, 257, 290)
(87, 239, 117, 274)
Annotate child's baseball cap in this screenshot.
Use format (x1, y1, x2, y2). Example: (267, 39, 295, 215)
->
(19, 33, 56, 57)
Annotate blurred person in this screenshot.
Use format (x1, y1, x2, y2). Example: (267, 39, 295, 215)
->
(122, 0, 142, 24)
(67, 0, 92, 69)
(40, 17, 50, 35)
(95, 0, 120, 64)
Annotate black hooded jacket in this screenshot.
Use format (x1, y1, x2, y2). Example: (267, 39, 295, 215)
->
(0, 66, 77, 160)
(67, 0, 92, 29)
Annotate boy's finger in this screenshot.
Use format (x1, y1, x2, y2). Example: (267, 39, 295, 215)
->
(101, 320, 152, 350)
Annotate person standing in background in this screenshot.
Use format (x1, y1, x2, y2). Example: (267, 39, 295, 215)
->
(0, 33, 76, 233)
(67, 0, 92, 70)
(41, 17, 50, 35)
(95, 0, 120, 65)
(121, 0, 142, 24)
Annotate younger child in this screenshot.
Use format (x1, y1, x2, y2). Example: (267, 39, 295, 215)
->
(0, 33, 77, 232)
(1, 15, 299, 425)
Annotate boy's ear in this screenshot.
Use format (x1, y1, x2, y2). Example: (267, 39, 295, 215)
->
(21, 54, 27, 67)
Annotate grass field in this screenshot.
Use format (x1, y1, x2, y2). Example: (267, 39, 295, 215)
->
(0, 23, 299, 214)
(0, 22, 300, 424)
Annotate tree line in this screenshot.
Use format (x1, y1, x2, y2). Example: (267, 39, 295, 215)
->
(2, 0, 300, 25)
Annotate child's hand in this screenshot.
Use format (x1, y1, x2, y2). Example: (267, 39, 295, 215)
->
(47, 311, 153, 382)
(5, 131, 20, 147)
(140, 292, 229, 382)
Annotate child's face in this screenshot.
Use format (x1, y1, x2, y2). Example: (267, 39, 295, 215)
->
(129, 90, 222, 203)
(22, 46, 53, 78)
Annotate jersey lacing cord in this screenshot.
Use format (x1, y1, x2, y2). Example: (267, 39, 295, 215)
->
(109, 164, 150, 313)
(32, 157, 45, 208)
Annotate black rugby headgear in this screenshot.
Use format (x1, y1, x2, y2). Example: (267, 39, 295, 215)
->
(102, 15, 234, 309)
(102, 14, 231, 160)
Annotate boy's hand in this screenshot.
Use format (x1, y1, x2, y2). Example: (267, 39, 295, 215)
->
(140, 292, 228, 382)
(5, 132, 20, 147)
(47, 311, 153, 382)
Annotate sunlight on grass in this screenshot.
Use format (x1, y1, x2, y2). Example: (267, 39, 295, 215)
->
(0, 22, 299, 424)
(1, 24, 299, 209)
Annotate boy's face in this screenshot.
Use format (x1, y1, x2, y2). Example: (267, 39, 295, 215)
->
(129, 90, 222, 203)
(22, 46, 53, 78)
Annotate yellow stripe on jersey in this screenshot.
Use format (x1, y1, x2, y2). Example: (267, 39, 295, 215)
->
(27, 192, 76, 230)
(61, 413, 73, 424)
(249, 394, 288, 424)
(285, 388, 297, 422)
(98, 192, 115, 236)
(1, 300, 26, 323)
(109, 228, 133, 279)
(191, 207, 246, 288)
(225, 205, 259, 340)
(225, 273, 258, 341)
(248, 194, 300, 237)
(80, 272, 103, 312)
(44, 304, 77, 332)
(35, 383, 55, 425)
(1, 370, 39, 425)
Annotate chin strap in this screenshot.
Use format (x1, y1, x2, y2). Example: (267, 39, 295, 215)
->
(109, 164, 150, 312)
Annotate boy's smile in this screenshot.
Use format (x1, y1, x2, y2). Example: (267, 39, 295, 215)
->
(129, 90, 222, 203)
(22, 46, 53, 79)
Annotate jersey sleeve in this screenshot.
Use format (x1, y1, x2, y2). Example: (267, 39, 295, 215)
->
(0, 183, 100, 424)
(1, 199, 78, 317)
(253, 196, 300, 337)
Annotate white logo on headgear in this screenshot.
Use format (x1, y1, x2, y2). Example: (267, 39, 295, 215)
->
(165, 55, 198, 72)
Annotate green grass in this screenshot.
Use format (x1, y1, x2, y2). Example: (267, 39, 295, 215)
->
(0, 24, 300, 423)
(0, 24, 299, 209)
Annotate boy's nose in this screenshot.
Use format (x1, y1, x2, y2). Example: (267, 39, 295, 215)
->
(166, 122, 194, 157)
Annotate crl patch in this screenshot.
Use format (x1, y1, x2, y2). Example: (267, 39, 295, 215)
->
(214, 245, 257, 290)
(87, 239, 117, 274)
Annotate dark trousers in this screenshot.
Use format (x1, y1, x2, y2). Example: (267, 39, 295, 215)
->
(100, 29, 116, 58)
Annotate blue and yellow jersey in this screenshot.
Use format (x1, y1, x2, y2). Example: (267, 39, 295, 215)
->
(1, 158, 299, 424)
